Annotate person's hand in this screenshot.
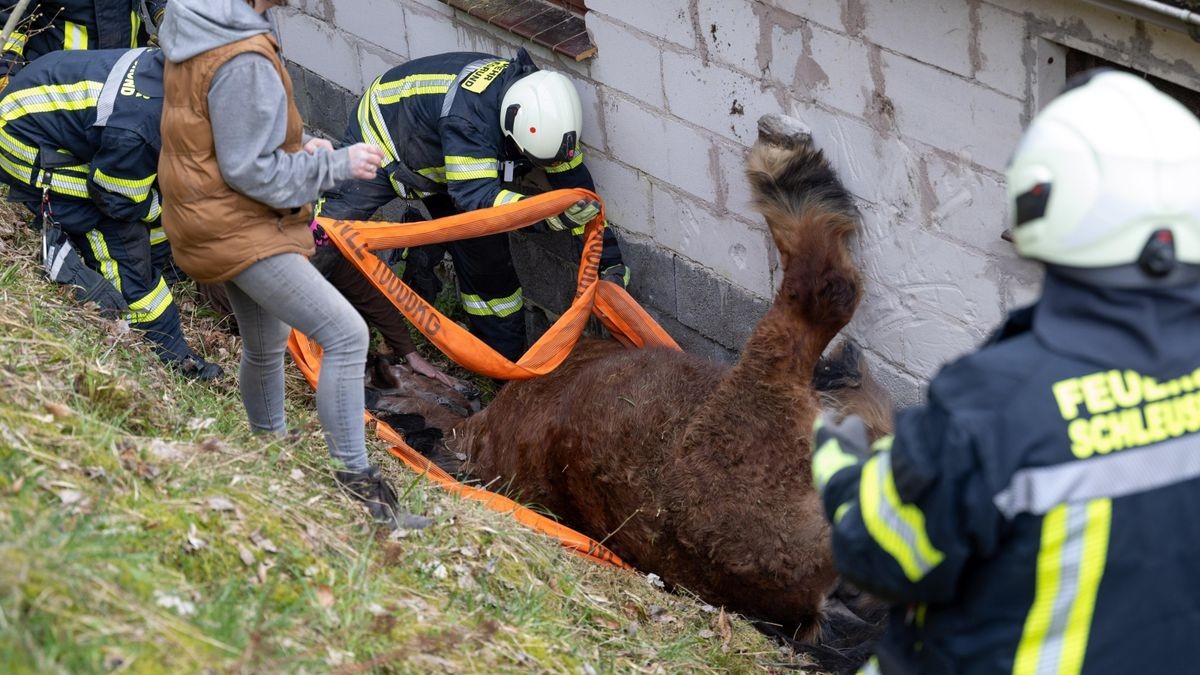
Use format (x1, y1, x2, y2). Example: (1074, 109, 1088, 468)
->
(304, 137, 335, 154)
(564, 199, 601, 226)
(545, 199, 601, 232)
(347, 143, 385, 180)
(811, 413, 871, 493)
(405, 351, 456, 388)
(601, 263, 630, 288)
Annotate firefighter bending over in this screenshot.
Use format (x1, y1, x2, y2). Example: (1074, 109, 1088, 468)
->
(0, 47, 220, 379)
(0, 0, 167, 87)
(812, 70, 1200, 674)
(316, 49, 629, 362)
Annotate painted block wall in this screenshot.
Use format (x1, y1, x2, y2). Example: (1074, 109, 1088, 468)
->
(274, 0, 1200, 405)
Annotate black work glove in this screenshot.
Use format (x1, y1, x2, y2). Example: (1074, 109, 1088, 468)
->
(600, 263, 630, 288)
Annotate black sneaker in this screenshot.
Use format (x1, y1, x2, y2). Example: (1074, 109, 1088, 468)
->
(335, 466, 403, 529)
(170, 354, 224, 381)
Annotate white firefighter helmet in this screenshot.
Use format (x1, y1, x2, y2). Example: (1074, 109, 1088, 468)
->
(500, 70, 583, 166)
(1007, 69, 1200, 286)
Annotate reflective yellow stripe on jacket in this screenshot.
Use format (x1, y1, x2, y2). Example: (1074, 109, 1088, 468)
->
(130, 12, 142, 48)
(356, 73, 455, 169)
(0, 81, 103, 120)
(3, 31, 26, 54)
(63, 22, 90, 50)
(93, 169, 156, 202)
(492, 189, 523, 207)
(1013, 499, 1112, 675)
(859, 450, 945, 582)
(445, 155, 497, 181)
(356, 80, 399, 167)
(544, 145, 585, 174)
(149, 226, 167, 246)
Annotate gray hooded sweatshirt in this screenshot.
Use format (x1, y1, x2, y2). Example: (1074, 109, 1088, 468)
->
(157, 0, 352, 209)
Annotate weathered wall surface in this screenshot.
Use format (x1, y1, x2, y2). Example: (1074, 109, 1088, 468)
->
(275, 0, 1200, 405)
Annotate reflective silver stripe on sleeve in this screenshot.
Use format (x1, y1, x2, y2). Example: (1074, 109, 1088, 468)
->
(993, 433, 1200, 518)
(95, 48, 148, 127)
(440, 58, 494, 118)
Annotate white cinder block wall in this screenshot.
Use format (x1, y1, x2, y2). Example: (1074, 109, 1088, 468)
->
(274, 0, 1200, 405)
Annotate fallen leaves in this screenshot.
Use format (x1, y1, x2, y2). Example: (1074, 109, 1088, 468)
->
(44, 402, 74, 419)
(315, 584, 335, 609)
(185, 524, 207, 552)
(205, 496, 236, 512)
(56, 489, 85, 506)
(237, 544, 256, 567)
(186, 417, 216, 431)
(148, 439, 187, 463)
(257, 560, 274, 585)
(714, 605, 734, 635)
(250, 529, 278, 554)
(154, 591, 197, 617)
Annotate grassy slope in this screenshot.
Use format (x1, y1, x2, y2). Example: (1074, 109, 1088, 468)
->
(0, 206, 809, 673)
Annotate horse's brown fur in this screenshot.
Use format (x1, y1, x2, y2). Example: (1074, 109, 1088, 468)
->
(457, 122, 888, 632)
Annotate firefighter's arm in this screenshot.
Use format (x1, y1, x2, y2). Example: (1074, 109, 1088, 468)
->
(542, 141, 597, 234)
(88, 128, 162, 225)
(0, 1, 32, 82)
(541, 146, 629, 285)
(439, 115, 526, 212)
(812, 404, 995, 604)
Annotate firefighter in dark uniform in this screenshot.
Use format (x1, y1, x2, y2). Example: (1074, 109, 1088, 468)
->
(0, 46, 219, 378)
(0, 0, 176, 276)
(810, 69, 1200, 674)
(316, 48, 629, 362)
(0, 0, 167, 82)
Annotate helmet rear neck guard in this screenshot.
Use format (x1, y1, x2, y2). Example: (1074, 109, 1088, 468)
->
(1007, 69, 1200, 288)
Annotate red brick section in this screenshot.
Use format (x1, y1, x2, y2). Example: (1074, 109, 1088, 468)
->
(548, 0, 587, 12)
(439, 0, 597, 61)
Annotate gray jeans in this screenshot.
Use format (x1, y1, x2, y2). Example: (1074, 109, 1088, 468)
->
(225, 253, 370, 472)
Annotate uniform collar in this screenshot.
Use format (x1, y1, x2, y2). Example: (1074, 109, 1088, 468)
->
(1031, 270, 1200, 375)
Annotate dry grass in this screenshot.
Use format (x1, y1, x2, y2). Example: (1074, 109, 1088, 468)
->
(0, 201, 810, 673)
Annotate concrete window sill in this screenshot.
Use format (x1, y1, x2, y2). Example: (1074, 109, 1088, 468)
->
(436, 0, 597, 61)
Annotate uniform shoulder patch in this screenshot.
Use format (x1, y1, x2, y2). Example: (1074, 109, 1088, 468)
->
(461, 60, 510, 94)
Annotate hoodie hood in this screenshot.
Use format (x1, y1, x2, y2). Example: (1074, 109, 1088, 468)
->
(158, 0, 272, 62)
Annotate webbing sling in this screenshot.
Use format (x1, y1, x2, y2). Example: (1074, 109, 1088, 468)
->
(288, 189, 680, 566)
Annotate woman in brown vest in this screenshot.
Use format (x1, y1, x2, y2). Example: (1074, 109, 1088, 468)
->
(156, 0, 403, 527)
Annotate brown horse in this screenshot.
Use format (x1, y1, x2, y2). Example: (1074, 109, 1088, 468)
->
(454, 115, 890, 637)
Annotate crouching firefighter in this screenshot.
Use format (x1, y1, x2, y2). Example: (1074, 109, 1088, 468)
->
(810, 70, 1200, 674)
(316, 48, 629, 362)
(0, 46, 221, 379)
(0, 0, 168, 90)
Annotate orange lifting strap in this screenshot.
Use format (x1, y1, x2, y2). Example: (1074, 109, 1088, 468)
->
(287, 189, 681, 568)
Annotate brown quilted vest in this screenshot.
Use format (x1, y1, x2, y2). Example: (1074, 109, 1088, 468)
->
(159, 33, 314, 284)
